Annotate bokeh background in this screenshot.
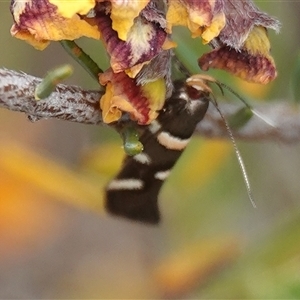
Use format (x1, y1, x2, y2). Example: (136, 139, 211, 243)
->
(1, 1, 300, 298)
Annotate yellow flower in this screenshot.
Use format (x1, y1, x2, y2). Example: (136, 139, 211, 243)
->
(99, 69, 166, 125)
(10, 0, 100, 49)
(10, 0, 280, 123)
(105, 0, 150, 41)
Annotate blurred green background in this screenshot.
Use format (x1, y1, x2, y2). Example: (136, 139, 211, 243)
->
(1, 1, 300, 298)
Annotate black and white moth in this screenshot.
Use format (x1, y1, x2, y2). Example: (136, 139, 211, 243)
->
(105, 80, 210, 224)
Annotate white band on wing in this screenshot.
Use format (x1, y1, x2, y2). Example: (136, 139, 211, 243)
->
(107, 179, 144, 191)
(133, 153, 151, 165)
(154, 170, 171, 181)
(157, 131, 190, 150)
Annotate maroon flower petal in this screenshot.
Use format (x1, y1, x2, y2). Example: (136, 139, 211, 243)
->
(199, 46, 277, 84)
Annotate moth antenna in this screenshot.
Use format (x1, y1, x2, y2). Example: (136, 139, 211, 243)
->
(210, 95, 257, 208)
(217, 81, 277, 128)
(187, 74, 257, 207)
(211, 81, 225, 96)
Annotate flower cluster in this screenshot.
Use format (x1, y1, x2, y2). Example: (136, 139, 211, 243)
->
(10, 0, 280, 125)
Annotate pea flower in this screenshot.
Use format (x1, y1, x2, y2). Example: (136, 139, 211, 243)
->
(10, 0, 280, 125)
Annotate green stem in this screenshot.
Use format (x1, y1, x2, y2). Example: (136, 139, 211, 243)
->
(228, 106, 253, 129)
(35, 64, 73, 100)
(60, 40, 103, 83)
(120, 124, 144, 156)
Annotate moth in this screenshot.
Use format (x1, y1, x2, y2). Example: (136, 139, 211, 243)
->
(105, 77, 212, 224)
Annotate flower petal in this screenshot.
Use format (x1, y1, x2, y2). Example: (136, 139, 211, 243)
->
(136, 50, 173, 98)
(99, 70, 166, 125)
(199, 27, 277, 84)
(10, 0, 100, 49)
(219, 0, 280, 49)
(201, 12, 225, 44)
(97, 12, 167, 75)
(49, 0, 95, 18)
(106, 0, 150, 41)
(199, 1, 280, 84)
(166, 0, 225, 39)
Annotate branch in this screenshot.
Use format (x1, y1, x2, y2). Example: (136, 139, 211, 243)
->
(0, 68, 102, 124)
(196, 102, 300, 144)
(1, 68, 300, 144)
